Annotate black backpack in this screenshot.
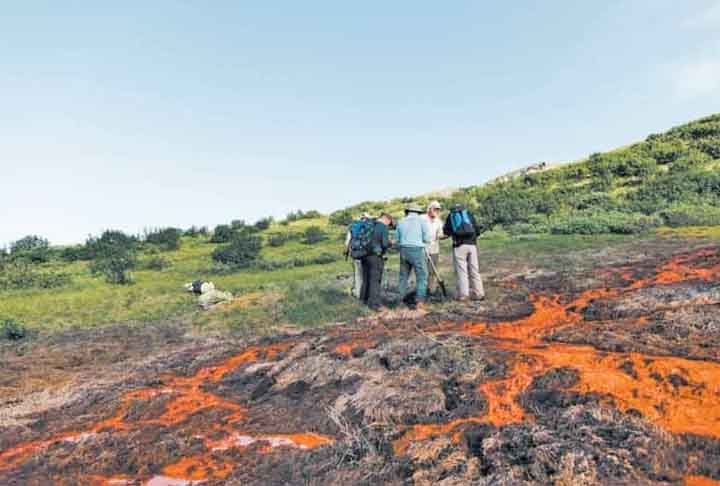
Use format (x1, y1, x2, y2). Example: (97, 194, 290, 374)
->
(349, 220, 376, 259)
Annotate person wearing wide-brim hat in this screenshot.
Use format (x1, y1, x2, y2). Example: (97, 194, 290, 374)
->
(423, 200, 446, 296)
(396, 203, 432, 309)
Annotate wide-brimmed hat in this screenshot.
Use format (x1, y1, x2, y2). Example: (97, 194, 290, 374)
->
(361, 212, 371, 219)
(404, 203, 424, 214)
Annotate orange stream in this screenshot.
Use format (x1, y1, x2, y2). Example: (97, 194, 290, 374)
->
(0, 342, 333, 482)
(2, 248, 719, 481)
(394, 248, 720, 455)
(685, 476, 720, 486)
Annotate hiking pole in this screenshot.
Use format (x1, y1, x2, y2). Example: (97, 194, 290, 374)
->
(425, 248, 448, 298)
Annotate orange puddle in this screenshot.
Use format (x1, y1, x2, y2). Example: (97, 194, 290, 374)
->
(395, 248, 720, 455)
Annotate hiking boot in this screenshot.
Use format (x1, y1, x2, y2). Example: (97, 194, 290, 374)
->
(472, 295, 486, 302)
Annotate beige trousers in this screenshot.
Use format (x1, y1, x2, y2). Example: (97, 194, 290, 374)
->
(351, 259, 363, 298)
(452, 244, 484, 299)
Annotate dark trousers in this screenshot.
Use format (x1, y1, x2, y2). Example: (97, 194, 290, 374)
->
(360, 255, 385, 309)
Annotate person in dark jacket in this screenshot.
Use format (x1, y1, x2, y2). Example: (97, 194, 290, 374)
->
(360, 213, 394, 310)
(443, 204, 485, 301)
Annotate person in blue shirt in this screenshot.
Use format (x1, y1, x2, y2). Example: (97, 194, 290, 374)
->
(396, 203, 432, 309)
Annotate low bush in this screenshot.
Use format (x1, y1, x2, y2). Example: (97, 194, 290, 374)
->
(10, 235, 52, 264)
(252, 252, 340, 271)
(212, 233, 263, 268)
(144, 228, 182, 251)
(329, 209, 355, 226)
(658, 204, 720, 227)
(549, 211, 660, 235)
(87, 230, 138, 284)
(303, 226, 328, 245)
(211, 224, 235, 243)
(184, 226, 209, 237)
(143, 256, 172, 271)
(284, 209, 323, 223)
(0, 262, 72, 291)
(60, 245, 92, 262)
(267, 233, 292, 247)
(231, 219, 247, 230)
(1, 318, 26, 341)
(254, 217, 274, 231)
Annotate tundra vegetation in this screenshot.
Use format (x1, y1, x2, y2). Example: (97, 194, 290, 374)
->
(0, 114, 719, 337)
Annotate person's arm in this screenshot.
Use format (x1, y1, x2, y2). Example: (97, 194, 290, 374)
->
(421, 219, 431, 244)
(443, 215, 452, 237)
(381, 224, 390, 252)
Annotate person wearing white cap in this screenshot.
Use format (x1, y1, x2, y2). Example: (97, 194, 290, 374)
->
(344, 212, 371, 298)
(422, 201, 446, 296)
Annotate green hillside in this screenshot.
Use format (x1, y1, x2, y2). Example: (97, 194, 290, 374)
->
(2, 114, 719, 336)
(330, 113, 720, 234)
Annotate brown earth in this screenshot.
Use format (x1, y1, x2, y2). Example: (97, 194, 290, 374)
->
(1, 240, 720, 485)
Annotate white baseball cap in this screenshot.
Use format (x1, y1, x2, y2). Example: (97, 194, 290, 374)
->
(428, 200, 442, 210)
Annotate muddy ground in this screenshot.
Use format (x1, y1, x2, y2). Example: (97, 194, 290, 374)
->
(1, 237, 720, 485)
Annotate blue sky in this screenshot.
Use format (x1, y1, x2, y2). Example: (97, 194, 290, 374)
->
(2, 1, 719, 245)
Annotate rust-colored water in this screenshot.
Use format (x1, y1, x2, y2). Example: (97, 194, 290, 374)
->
(3, 248, 719, 482)
(395, 248, 720, 454)
(333, 338, 378, 355)
(0, 341, 333, 482)
(685, 475, 720, 486)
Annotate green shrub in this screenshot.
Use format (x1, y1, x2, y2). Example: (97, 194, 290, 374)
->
(267, 233, 292, 247)
(303, 226, 328, 245)
(211, 224, 235, 243)
(549, 211, 660, 235)
(10, 235, 51, 263)
(144, 227, 182, 251)
(184, 226, 209, 237)
(698, 138, 720, 159)
(658, 204, 720, 227)
(87, 230, 138, 284)
(60, 245, 92, 262)
(143, 256, 172, 271)
(254, 217, 274, 231)
(0, 262, 72, 291)
(231, 219, 247, 230)
(1, 318, 26, 341)
(309, 252, 340, 265)
(285, 209, 323, 223)
(329, 209, 355, 226)
(506, 221, 549, 236)
(212, 233, 262, 268)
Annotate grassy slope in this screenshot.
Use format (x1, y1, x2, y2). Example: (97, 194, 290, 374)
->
(2, 114, 720, 335)
(332, 113, 720, 228)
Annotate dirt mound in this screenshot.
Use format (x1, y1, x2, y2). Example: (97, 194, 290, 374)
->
(2, 245, 720, 485)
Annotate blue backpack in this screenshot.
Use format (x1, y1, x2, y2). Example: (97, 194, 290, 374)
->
(349, 220, 375, 259)
(450, 209, 476, 238)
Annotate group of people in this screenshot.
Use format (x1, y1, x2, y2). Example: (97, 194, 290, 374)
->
(344, 201, 485, 311)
